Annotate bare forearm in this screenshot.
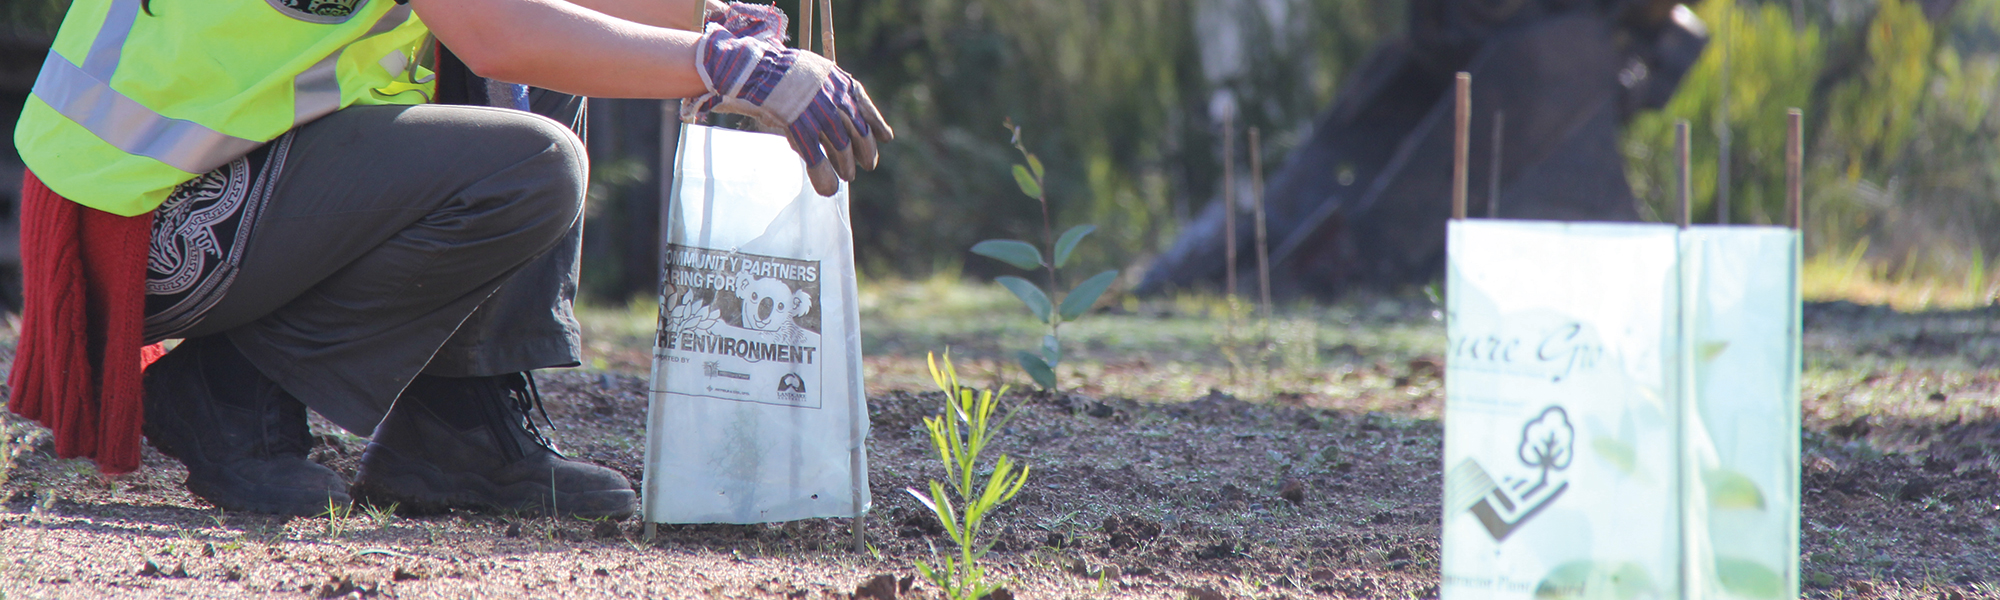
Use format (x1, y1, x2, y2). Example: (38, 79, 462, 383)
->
(559, 0, 726, 31)
(411, 0, 708, 99)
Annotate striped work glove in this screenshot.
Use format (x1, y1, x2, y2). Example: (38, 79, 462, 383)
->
(685, 24, 893, 196)
(704, 2, 789, 47)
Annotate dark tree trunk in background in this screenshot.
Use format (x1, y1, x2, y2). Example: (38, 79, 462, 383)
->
(582, 98, 670, 304)
(1138, 0, 1709, 299)
(0, 31, 50, 311)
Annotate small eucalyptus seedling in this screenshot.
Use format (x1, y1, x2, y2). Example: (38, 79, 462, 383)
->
(908, 352, 1030, 600)
(970, 120, 1119, 391)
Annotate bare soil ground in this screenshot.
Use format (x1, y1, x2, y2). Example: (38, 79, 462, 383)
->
(0, 285, 1996, 599)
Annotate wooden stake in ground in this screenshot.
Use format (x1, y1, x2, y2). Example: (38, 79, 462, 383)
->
(1250, 126, 1273, 394)
(1717, 6, 1733, 226)
(813, 0, 864, 554)
(1487, 110, 1503, 219)
(797, 0, 812, 52)
(1223, 113, 1237, 299)
(1251, 127, 1270, 319)
(1452, 73, 1469, 221)
(1675, 119, 1691, 229)
(818, 0, 836, 62)
(1787, 109, 1802, 230)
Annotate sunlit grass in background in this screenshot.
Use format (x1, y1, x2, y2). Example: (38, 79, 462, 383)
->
(1802, 242, 2000, 311)
(585, 273, 1448, 414)
(581, 270, 1996, 461)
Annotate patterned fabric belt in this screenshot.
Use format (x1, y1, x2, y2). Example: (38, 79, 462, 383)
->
(141, 132, 294, 342)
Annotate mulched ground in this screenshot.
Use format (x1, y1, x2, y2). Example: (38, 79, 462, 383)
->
(0, 300, 1995, 598)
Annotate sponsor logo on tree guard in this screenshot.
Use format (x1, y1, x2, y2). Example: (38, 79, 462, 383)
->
(1458, 406, 1574, 541)
(656, 244, 823, 408)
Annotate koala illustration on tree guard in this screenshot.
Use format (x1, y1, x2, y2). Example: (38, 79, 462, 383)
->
(733, 272, 813, 346)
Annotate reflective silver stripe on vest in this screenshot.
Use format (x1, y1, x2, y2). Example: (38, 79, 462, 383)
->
(34, 51, 263, 174)
(294, 5, 410, 127)
(81, 0, 141, 80)
(33, 2, 417, 173)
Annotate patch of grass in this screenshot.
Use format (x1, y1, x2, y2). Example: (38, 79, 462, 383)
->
(318, 498, 353, 537)
(0, 414, 48, 487)
(580, 277, 1451, 415)
(1803, 242, 2000, 310)
(361, 502, 399, 529)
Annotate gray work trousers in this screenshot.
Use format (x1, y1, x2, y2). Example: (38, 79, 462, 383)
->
(173, 96, 590, 436)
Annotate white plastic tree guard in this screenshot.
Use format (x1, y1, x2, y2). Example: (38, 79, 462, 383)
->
(1442, 219, 1800, 600)
(641, 124, 870, 525)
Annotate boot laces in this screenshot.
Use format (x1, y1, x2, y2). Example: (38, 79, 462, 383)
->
(503, 372, 562, 456)
(264, 393, 314, 456)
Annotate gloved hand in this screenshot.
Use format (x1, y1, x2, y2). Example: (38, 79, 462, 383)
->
(703, 2, 788, 47)
(684, 25, 893, 196)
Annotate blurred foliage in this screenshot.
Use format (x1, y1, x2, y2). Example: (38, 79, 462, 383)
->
(1627, 0, 2000, 300)
(0, 0, 68, 34)
(9, 0, 1999, 308)
(814, 0, 1400, 280)
(1626, 1, 1825, 226)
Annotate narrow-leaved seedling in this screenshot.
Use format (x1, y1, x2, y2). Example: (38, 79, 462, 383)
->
(908, 352, 1031, 600)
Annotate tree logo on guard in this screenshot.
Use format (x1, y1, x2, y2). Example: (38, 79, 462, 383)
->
(1451, 406, 1574, 542)
(656, 244, 823, 408)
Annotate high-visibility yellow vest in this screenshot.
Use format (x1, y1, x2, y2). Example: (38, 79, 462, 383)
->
(14, 0, 436, 216)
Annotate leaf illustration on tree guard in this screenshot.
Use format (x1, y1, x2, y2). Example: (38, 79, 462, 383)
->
(1698, 340, 1730, 362)
(1532, 560, 1655, 600)
(1591, 436, 1637, 477)
(971, 240, 1044, 270)
(1714, 557, 1783, 598)
(665, 292, 722, 332)
(1703, 469, 1767, 511)
(1517, 406, 1575, 498)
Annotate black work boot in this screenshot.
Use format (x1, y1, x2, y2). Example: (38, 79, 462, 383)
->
(143, 335, 351, 516)
(353, 373, 636, 519)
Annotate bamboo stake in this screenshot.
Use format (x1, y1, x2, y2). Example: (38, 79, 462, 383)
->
(1676, 120, 1691, 229)
(1452, 73, 1470, 221)
(797, 0, 812, 51)
(1717, 6, 1732, 226)
(1250, 126, 1272, 395)
(1787, 109, 1802, 230)
(811, 0, 865, 554)
(1223, 113, 1237, 299)
(1487, 110, 1503, 219)
(1251, 127, 1271, 319)
(818, 0, 836, 61)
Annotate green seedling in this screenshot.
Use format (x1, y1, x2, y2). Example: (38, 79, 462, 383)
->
(361, 502, 399, 528)
(969, 120, 1119, 392)
(907, 352, 1032, 600)
(319, 498, 351, 537)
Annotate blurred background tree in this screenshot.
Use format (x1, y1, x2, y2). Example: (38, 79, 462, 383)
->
(5, 0, 1999, 307)
(0, 0, 66, 34)
(580, 0, 1398, 300)
(778, 0, 1398, 283)
(1627, 0, 2000, 300)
